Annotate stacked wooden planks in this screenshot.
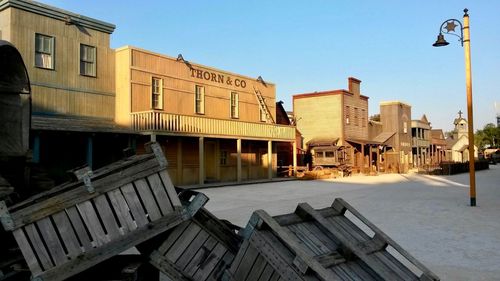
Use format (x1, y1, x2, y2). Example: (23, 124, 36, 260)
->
(225, 198, 440, 281)
(0, 143, 199, 281)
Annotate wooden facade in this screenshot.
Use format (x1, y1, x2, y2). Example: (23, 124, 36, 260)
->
(411, 115, 431, 168)
(116, 46, 296, 186)
(0, 1, 116, 119)
(293, 78, 370, 171)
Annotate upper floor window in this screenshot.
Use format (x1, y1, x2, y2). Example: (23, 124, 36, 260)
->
(354, 108, 359, 126)
(80, 44, 96, 77)
(151, 77, 162, 109)
(195, 85, 205, 114)
(361, 109, 366, 127)
(345, 106, 350, 125)
(403, 122, 408, 134)
(230, 92, 239, 118)
(35, 33, 54, 69)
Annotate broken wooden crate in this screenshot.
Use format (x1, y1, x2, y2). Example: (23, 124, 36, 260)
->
(0, 143, 203, 281)
(225, 198, 439, 281)
(150, 189, 242, 281)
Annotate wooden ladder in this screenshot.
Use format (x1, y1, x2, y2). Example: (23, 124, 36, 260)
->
(253, 86, 274, 123)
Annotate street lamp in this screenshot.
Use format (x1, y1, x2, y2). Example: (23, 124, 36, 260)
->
(433, 9, 476, 206)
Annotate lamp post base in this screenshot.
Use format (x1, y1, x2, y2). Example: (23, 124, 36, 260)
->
(470, 197, 476, 207)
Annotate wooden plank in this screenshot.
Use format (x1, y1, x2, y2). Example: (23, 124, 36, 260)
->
(295, 203, 397, 280)
(234, 243, 259, 281)
(12, 228, 42, 275)
(210, 251, 235, 281)
(147, 173, 174, 215)
(10, 158, 162, 228)
(268, 271, 281, 281)
(121, 183, 149, 227)
(24, 223, 53, 271)
(342, 262, 379, 281)
(107, 189, 137, 233)
(245, 254, 268, 281)
(77, 201, 109, 246)
(305, 221, 341, 252)
(93, 194, 121, 240)
(52, 211, 83, 259)
(331, 199, 439, 280)
(288, 223, 327, 256)
(374, 252, 415, 280)
(175, 228, 210, 271)
(36, 217, 68, 266)
(165, 222, 202, 263)
(249, 231, 303, 281)
(159, 170, 182, 207)
(228, 238, 250, 274)
(253, 210, 338, 280)
(66, 206, 94, 250)
(150, 251, 191, 281)
(193, 208, 242, 253)
(257, 263, 276, 281)
(157, 221, 191, 255)
(134, 178, 162, 221)
(35, 210, 187, 281)
(191, 243, 227, 281)
(183, 236, 218, 277)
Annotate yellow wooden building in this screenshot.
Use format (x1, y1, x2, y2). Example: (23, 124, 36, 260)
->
(293, 78, 371, 171)
(0, 0, 296, 186)
(115, 46, 296, 185)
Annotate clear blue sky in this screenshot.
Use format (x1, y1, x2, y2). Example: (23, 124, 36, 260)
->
(42, 0, 499, 132)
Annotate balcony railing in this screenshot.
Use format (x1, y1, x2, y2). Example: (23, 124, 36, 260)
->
(131, 111, 295, 141)
(412, 137, 430, 147)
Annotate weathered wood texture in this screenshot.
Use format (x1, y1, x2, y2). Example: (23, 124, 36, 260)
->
(150, 205, 242, 281)
(0, 143, 191, 281)
(225, 198, 439, 281)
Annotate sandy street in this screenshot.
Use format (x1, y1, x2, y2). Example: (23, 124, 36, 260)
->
(197, 165, 500, 281)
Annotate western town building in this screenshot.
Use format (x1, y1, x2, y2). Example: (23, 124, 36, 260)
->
(411, 114, 431, 167)
(0, 0, 296, 187)
(293, 77, 373, 172)
(446, 111, 478, 162)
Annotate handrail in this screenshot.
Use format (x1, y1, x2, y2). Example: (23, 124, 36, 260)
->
(131, 111, 295, 140)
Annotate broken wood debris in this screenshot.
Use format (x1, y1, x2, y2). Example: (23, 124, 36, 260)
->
(0, 143, 439, 281)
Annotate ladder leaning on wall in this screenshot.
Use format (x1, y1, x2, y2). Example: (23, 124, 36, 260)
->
(253, 86, 274, 124)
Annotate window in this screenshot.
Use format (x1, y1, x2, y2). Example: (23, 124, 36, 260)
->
(80, 44, 96, 77)
(345, 106, 350, 125)
(195, 85, 205, 114)
(151, 77, 162, 109)
(354, 108, 359, 126)
(220, 151, 228, 165)
(35, 33, 54, 69)
(403, 122, 408, 133)
(361, 109, 366, 127)
(230, 92, 239, 118)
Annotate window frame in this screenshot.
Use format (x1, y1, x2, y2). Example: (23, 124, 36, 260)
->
(80, 44, 97, 77)
(345, 106, 350, 125)
(151, 77, 163, 109)
(35, 33, 55, 70)
(230, 91, 239, 119)
(195, 85, 205, 114)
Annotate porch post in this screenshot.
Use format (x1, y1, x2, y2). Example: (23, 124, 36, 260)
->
(361, 144, 365, 173)
(199, 137, 204, 185)
(237, 138, 242, 182)
(293, 141, 297, 175)
(267, 140, 272, 179)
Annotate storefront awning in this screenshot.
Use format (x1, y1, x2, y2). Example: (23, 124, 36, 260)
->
(372, 132, 396, 144)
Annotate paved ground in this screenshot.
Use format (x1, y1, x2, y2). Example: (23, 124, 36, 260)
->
(196, 165, 500, 281)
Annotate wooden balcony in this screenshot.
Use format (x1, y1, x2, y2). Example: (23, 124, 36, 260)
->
(412, 137, 430, 148)
(131, 111, 295, 141)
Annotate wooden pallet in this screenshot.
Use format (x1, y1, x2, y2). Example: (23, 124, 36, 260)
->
(150, 190, 242, 281)
(224, 198, 440, 281)
(0, 143, 200, 281)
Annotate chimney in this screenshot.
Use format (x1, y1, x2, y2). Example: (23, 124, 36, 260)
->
(348, 77, 361, 98)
